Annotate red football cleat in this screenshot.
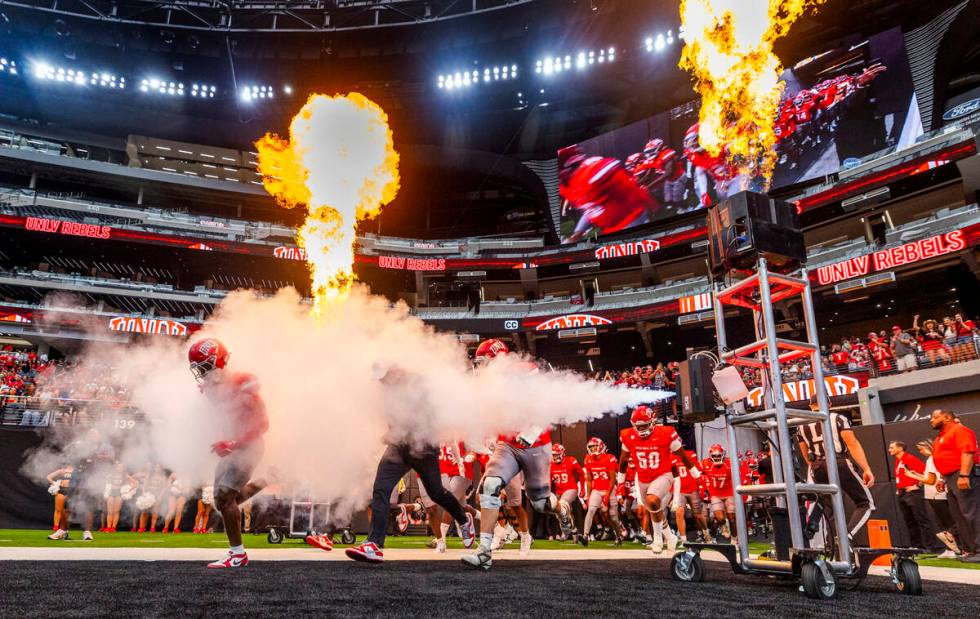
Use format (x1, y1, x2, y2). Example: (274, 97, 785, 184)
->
(173, 528, 181, 534)
(130, 525, 137, 532)
(193, 527, 201, 534)
(345, 542, 384, 564)
(150, 526, 156, 533)
(138, 527, 146, 533)
(207, 551, 248, 569)
(305, 534, 334, 552)
(162, 526, 169, 533)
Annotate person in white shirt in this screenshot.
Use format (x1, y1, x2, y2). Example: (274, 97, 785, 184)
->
(905, 439, 961, 558)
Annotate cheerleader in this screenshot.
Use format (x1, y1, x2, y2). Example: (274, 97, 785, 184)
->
(194, 485, 215, 534)
(45, 465, 73, 533)
(138, 463, 168, 532)
(104, 462, 137, 533)
(162, 473, 189, 534)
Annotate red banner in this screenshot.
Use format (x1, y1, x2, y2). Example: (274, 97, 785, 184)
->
(814, 229, 967, 286)
(274, 246, 307, 261)
(534, 314, 613, 330)
(678, 292, 712, 314)
(108, 317, 188, 336)
(378, 256, 447, 271)
(25, 216, 111, 240)
(595, 239, 661, 260)
(746, 374, 861, 407)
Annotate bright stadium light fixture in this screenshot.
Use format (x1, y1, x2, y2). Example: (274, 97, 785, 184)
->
(0, 58, 17, 76)
(655, 33, 666, 51)
(283, 84, 292, 95)
(667, 29, 674, 45)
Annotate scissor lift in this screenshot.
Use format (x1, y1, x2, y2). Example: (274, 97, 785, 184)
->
(669, 257, 922, 599)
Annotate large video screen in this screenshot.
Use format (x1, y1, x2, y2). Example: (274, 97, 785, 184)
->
(558, 27, 923, 243)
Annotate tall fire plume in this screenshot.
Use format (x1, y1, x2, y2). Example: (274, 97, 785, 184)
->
(255, 93, 400, 311)
(679, 0, 824, 182)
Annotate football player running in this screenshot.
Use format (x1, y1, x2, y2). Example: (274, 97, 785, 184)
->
(618, 406, 700, 554)
(416, 441, 477, 553)
(671, 450, 711, 544)
(550, 443, 583, 539)
(580, 437, 626, 546)
(703, 444, 737, 541)
(462, 339, 561, 571)
(189, 338, 271, 569)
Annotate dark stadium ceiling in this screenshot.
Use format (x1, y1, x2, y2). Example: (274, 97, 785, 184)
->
(0, 0, 966, 154)
(0, 0, 537, 32)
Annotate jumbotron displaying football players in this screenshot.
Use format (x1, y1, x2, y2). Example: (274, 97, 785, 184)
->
(187, 338, 271, 569)
(703, 444, 737, 541)
(580, 437, 626, 546)
(550, 443, 584, 540)
(461, 339, 569, 570)
(346, 366, 476, 564)
(671, 449, 711, 544)
(558, 145, 658, 244)
(617, 406, 701, 553)
(632, 138, 689, 211)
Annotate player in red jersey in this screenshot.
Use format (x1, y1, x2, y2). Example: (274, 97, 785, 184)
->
(671, 450, 710, 544)
(634, 138, 688, 210)
(580, 438, 626, 546)
(618, 406, 701, 553)
(417, 441, 477, 553)
(617, 462, 647, 542)
(188, 338, 270, 569)
(702, 444, 736, 540)
(558, 145, 658, 243)
(462, 340, 560, 570)
(550, 443, 583, 539)
(683, 124, 739, 208)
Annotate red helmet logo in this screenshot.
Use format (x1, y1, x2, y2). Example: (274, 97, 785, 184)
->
(552, 443, 566, 463)
(631, 405, 654, 438)
(188, 338, 230, 382)
(475, 339, 509, 364)
(587, 437, 607, 456)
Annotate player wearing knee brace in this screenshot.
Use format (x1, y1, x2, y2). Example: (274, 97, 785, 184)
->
(462, 340, 558, 571)
(618, 406, 700, 554)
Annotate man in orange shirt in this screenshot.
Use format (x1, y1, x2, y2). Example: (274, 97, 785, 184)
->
(930, 410, 980, 563)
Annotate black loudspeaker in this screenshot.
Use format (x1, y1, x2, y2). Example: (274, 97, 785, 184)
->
(706, 190, 806, 275)
(677, 356, 720, 423)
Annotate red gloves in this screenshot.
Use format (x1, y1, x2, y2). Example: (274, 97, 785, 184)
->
(211, 440, 238, 457)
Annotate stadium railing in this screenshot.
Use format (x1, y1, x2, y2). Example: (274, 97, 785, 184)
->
(0, 395, 141, 429)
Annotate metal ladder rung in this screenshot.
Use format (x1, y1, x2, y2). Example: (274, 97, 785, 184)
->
(730, 408, 826, 427)
(736, 482, 839, 497)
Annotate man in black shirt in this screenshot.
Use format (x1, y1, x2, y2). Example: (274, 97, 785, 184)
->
(798, 399, 876, 542)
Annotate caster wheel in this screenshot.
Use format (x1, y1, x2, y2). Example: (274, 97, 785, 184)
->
(267, 528, 283, 544)
(341, 529, 356, 545)
(801, 561, 838, 600)
(670, 551, 705, 582)
(894, 559, 922, 596)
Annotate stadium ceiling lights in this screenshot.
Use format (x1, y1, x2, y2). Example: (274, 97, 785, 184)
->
(437, 65, 518, 90)
(644, 30, 675, 52)
(30, 61, 125, 89)
(240, 85, 274, 102)
(535, 47, 616, 75)
(0, 58, 18, 76)
(190, 83, 217, 98)
(139, 78, 184, 96)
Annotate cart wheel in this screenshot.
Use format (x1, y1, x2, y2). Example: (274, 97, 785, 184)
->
(670, 551, 705, 583)
(801, 561, 838, 600)
(894, 559, 922, 596)
(341, 529, 356, 545)
(267, 528, 283, 544)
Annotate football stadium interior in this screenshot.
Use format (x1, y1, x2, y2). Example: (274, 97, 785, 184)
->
(2, 0, 980, 615)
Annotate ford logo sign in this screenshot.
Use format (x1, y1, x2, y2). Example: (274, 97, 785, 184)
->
(943, 97, 980, 122)
(504, 320, 519, 330)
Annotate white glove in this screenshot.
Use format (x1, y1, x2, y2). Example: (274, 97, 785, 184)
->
(47, 482, 61, 496)
(616, 472, 626, 484)
(463, 453, 476, 463)
(516, 426, 543, 448)
(689, 468, 702, 479)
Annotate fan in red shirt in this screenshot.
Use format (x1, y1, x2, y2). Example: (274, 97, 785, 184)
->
(550, 444, 584, 538)
(618, 406, 700, 554)
(702, 444, 737, 540)
(671, 450, 710, 543)
(558, 145, 658, 243)
(189, 338, 270, 569)
(579, 438, 626, 545)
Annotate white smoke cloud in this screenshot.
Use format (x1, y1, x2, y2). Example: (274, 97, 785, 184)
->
(24, 286, 670, 521)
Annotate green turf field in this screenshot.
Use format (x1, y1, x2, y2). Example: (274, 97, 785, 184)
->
(1, 529, 976, 569)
